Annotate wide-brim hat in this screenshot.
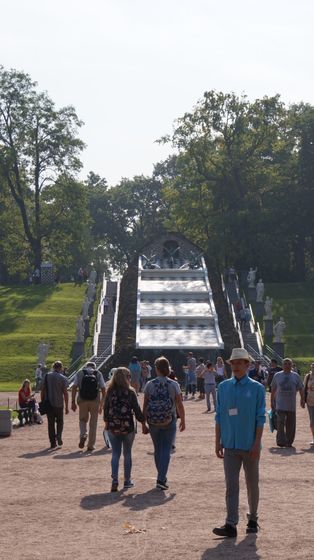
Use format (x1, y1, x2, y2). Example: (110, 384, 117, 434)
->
(227, 348, 251, 363)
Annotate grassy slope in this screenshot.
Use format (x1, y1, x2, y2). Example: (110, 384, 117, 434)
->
(0, 284, 86, 386)
(262, 282, 314, 372)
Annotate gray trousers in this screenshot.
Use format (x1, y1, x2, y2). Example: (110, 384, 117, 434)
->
(276, 410, 296, 446)
(223, 448, 259, 526)
(205, 384, 216, 410)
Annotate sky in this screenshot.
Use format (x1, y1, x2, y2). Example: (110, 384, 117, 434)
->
(1, 0, 313, 186)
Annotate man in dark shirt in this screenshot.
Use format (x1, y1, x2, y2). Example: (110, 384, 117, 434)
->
(41, 360, 69, 449)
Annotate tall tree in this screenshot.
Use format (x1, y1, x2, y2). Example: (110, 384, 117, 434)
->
(87, 174, 168, 270)
(0, 66, 84, 271)
(158, 91, 297, 279)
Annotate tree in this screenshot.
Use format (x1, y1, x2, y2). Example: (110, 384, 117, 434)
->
(0, 66, 84, 272)
(158, 90, 301, 279)
(41, 175, 93, 278)
(87, 174, 168, 270)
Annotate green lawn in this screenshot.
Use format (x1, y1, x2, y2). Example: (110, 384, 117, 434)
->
(0, 283, 87, 385)
(256, 282, 314, 373)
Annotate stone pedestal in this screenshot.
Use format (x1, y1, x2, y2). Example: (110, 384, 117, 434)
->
(84, 319, 90, 338)
(72, 341, 84, 361)
(264, 319, 273, 337)
(255, 302, 264, 319)
(0, 409, 12, 436)
(248, 287, 256, 302)
(273, 342, 285, 358)
(88, 302, 94, 317)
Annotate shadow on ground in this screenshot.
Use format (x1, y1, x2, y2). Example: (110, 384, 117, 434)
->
(268, 446, 305, 456)
(19, 447, 110, 459)
(80, 488, 176, 511)
(201, 534, 260, 560)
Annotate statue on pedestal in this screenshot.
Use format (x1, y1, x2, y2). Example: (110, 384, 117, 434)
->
(247, 267, 257, 288)
(264, 296, 273, 319)
(256, 279, 265, 303)
(76, 316, 85, 342)
(273, 317, 286, 343)
(87, 281, 96, 300)
(82, 297, 91, 320)
(37, 341, 49, 365)
(89, 269, 97, 283)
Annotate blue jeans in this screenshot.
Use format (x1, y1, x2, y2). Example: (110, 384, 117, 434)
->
(149, 418, 176, 482)
(108, 431, 135, 482)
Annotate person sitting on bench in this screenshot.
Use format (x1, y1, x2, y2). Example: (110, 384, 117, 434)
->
(18, 379, 36, 422)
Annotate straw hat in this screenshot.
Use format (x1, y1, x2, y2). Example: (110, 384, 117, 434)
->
(227, 348, 251, 363)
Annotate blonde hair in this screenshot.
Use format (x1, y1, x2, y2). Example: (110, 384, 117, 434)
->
(106, 367, 133, 395)
(21, 379, 30, 390)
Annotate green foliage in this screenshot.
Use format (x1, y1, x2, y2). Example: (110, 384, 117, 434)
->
(158, 91, 314, 281)
(0, 66, 84, 275)
(0, 283, 86, 381)
(87, 174, 168, 270)
(261, 282, 314, 370)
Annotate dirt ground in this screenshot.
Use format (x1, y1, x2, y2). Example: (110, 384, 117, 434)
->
(0, 390, 313, 560)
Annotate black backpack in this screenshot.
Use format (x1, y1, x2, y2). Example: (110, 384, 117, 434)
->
(79, 368, 99, 400)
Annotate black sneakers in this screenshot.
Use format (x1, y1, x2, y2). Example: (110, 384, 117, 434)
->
(213, 524, 237, 538)
(156, 480, 169, 490)
(246, 519, 259, 533)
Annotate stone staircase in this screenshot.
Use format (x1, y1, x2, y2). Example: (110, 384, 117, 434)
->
(96, 280, 117, 356)
(224, 278, 263, 356)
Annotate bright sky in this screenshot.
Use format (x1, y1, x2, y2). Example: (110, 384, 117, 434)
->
(1, 0, 313, 186)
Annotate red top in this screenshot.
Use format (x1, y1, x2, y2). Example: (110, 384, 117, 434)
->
(19, 386, 31, 407)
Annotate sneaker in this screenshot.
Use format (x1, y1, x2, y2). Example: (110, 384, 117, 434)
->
(111, 480, 118, 492)
(87, 446, 95, 452)
(50, 442, 57, 449)
(124, 480, 135, 489)
(79, 436, 86, 449)
(57, 438, 63, 446)
(213, 524, 237, 538)
(246, 519, 259, 534)
(156, 480, 169, 490)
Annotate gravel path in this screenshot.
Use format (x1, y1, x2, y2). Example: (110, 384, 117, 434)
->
(0, 391, 313, 560)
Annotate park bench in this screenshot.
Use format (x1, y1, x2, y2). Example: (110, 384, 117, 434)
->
(13, 408, 33, 427)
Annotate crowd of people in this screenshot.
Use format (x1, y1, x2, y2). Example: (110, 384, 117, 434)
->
(16, 349, 314, 535)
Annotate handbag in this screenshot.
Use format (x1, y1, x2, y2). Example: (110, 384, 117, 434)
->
(39, 375, 51, 415)
(304, 373, 310, 404)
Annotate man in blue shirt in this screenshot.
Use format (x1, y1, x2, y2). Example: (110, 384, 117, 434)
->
(213, 348, 266, 538)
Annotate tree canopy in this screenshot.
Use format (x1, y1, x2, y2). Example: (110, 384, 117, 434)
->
(0, 67, 314, 283)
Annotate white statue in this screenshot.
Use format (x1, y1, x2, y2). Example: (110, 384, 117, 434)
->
(264, 296, 273, 320)
(76, 316, 85, 342)
(247, 267, 257, 288)
(256, 279, 265, 303)
(82, 297, 91, 320)
(273, 317, 286, 343)
(89, 269, 97, 283)
(37, 341, 49, 365)
(87, 281, 96, 300)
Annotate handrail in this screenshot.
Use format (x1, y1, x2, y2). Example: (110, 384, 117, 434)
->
(67, 344, 112, 385)
(265, 344, 284, 364)
(256, 321, 264, 354)
(93, 274, 107, 355)
(111, 279, 120, 355)
(246, 344, 270, 366)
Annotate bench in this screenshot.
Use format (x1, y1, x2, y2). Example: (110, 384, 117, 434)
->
(13, 408, 33, 426)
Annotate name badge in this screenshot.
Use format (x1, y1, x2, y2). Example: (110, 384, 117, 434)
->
(229, 408, 238, 416)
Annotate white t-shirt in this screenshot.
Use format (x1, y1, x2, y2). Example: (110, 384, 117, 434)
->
(216, 365, 225, 378)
